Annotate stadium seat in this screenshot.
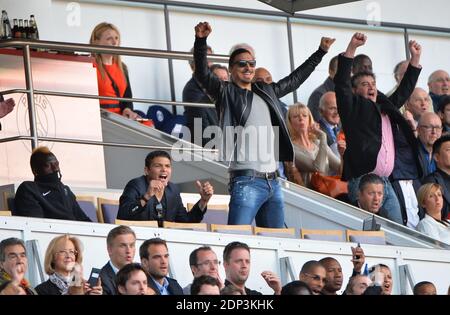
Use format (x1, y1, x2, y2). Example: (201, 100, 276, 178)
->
(162, 221, 208, 231)
(0, 211, 12, 216)
(2, 191, 15, 212)
(210, 224, 253, 235)
(76, 195, 99, 223)
(188, 203, 229, 225)
(346, 230, 386, 245)
(253, 227, 297, 238)
(97, 198, 119, 224)
(301, 229, 344, 242)
(115, 219, 159, 228)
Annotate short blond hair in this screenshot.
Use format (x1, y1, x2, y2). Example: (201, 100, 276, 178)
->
(44, 235, 84, 275)
(286, 103, 316, 141)
(417, 183, 442, 209)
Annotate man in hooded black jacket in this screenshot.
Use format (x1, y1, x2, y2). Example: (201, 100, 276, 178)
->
(14, 146, 91, 221)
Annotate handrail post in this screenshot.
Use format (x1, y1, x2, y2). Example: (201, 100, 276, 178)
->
(286, 17, 298, 103)
(23, 44, 39, 149)
(164, 4, 177, 115)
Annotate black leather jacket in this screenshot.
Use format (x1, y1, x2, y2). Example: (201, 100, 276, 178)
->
(193, 36, 326, 163)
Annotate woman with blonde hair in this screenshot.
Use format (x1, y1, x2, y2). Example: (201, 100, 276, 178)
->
(35, 234, 102, 295)
(90, 22, 139, 120)
(284, 103, 340, 188)
(416, 183, 450, 244)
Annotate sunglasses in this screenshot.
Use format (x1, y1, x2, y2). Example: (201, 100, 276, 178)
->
(233, 60, 256, 68)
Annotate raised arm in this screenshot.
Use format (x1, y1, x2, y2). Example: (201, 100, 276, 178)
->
(334, 33, 366, 124)
(273, 36, 334, 98)
(193, 22, 223, 100)
(344, 32, 367, 58)
(389, 40, 422, 108)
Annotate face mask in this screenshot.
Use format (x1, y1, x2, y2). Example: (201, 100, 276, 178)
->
(35, 170, 62, 183)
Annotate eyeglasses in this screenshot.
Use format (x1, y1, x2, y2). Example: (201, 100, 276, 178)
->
(419, 125, 442, 132)
(6, 252, 26, 261)
(233, 60, 256, 68)
(196, 260, 221, 267)
(304, 273, 325, 282)
(56, 250, 78, 257)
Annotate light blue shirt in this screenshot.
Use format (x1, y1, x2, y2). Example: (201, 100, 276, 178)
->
(151, 277, 170, 295)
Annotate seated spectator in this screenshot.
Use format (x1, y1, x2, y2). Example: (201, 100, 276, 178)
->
(298, 260, 326, 295)
(100, 225, 136, 295)
(437, 95, 450, 132)
(253, 67, 289, 118)
(417, 112, 442, 178)
(355, 173, 402, 222)
(368, 264, 393, 295)
(117, 150, 213, 223)
(183, 246, 223, 294)
(317, 91, 344, 160)
(428, 70, 449, 112)
(404, 87, 433, 133)
(35, 234, 102, 295)
(413, 281, 437, 295)
(285, 103, 340, 188)
(416, 183, 450, 244)
(223, 241, 281, 295)
(0, 238, 36, 295)
(319, 257, 342, 295)
(343, 275, 372, 295)
(386, 59, 409, 97)
(14, 147, 91, 222)
(191, 275, 221, 295)
(210, 64, 229, 82)
(116, 263, 155, 295)
(139, 238, 183, 295)
(90, 22, 140, 120)
(352, 53, 373, 74)
(423, 134, 450, 219)
(318, 254, 367, 295)
(308, 55, 338, 121)
(280, 280, 313, 295)
(0, 96, 15, 130)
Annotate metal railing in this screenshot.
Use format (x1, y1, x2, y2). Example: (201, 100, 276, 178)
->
(1, 0, 449, 151)
(0, 38, 228, 150)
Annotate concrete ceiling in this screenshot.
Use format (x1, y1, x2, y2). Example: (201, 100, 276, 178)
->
(258, 0, 362, 14)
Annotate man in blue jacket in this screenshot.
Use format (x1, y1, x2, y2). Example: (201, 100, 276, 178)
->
(193, 21, 334, 227)
(117, 150, 213, 224)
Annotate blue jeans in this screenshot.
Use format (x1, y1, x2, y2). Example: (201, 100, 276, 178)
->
(228, 176, 285, 228)
(348, 175, 403, 224)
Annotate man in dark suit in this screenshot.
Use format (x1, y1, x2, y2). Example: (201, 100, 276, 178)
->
(100, 225, 136, 295)
(139, 238, 183, 295)
(117, 150, 213, 225)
